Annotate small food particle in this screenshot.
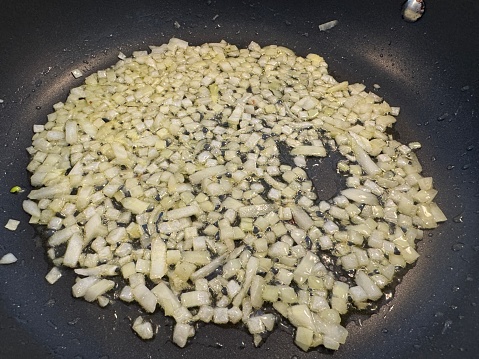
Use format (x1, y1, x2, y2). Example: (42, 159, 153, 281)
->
(45, 266, 62, 284)
(10, 186, 23, 194)
(0, 253, 18, 265)
(33, 124, 45, 133)
(318, 20, 338, 31)
(132, 316, 155, 339)
(5, 219, 20, 231)
(71, 69, 83, 78)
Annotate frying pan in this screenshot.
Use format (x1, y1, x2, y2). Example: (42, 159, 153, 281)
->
(1, 0, 478, 358)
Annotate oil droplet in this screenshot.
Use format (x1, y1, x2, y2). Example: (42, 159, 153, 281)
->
(291, 356, 299, 359)
(452, 286, 460, 292)
(452, 214, 463, 223)
(381, 328, 389, 333)
(450, 305, 458, 310)
(214, 342, 223, 349)
(451, 242, 465, 251)
(466, 145, 474, 151)
(36, 106, 42, 110)
(447, 165, 455, 170)
(462, 164, 470, 170)
(434, 311, 444, 317)
(238, 341, 246, 350)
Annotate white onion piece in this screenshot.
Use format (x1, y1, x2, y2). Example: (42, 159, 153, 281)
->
(0, 253, 18, 265)
(341, 188, 379, 206)
(4, 219, 20, 231)
(355, 271, 383, 301)
(318, 20, 338, 31)
(45, 267, 62, 284)
(132, 316, 154, 340)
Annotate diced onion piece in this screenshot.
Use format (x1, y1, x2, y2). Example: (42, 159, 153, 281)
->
(121, 198, 150, 215)
(71, 69, 83, 78)
(295, 326, 314, 351)
(181, 291, 211, 308)
(132, 284, 158, 313)
(166, 205, 200, 220)
(341, 188, 378, 205)
(0, 253, 18, 265)
(318, 20, 338, 31)
(4, 219, 20, 231)
(355, 271, 382, 301)
(72, 276, 100, 298)
(22, 200, 41, 218)
(151, 282, 181, 316)
(45, 266, 62, 284)
(150, 235, 167, 280)
(74, 264, 118, 277)
(83, 279, 115, 302)
(132, 316, 154, 340)
(173, 323, 195, 348)
(290, 206, 314, 231)
(291, 146, 327, 157)
(63, 233, 84, 268)
(189, 165, 227, 184)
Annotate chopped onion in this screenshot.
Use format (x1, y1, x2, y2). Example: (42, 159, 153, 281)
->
(318, 20, 338, 31)
(23, 38, 445, 353)
(4, 219, 20, 231)
(71, 69, 83, 78)
(132, 316, 154, 340)
(0, 253, 18, 265)
(45, 266, 62, 284)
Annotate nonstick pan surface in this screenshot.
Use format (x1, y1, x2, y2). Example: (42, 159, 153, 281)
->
(0, 1, 478, 358)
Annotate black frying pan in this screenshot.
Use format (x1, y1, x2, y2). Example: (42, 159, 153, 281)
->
(1, 0, 478, 358)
